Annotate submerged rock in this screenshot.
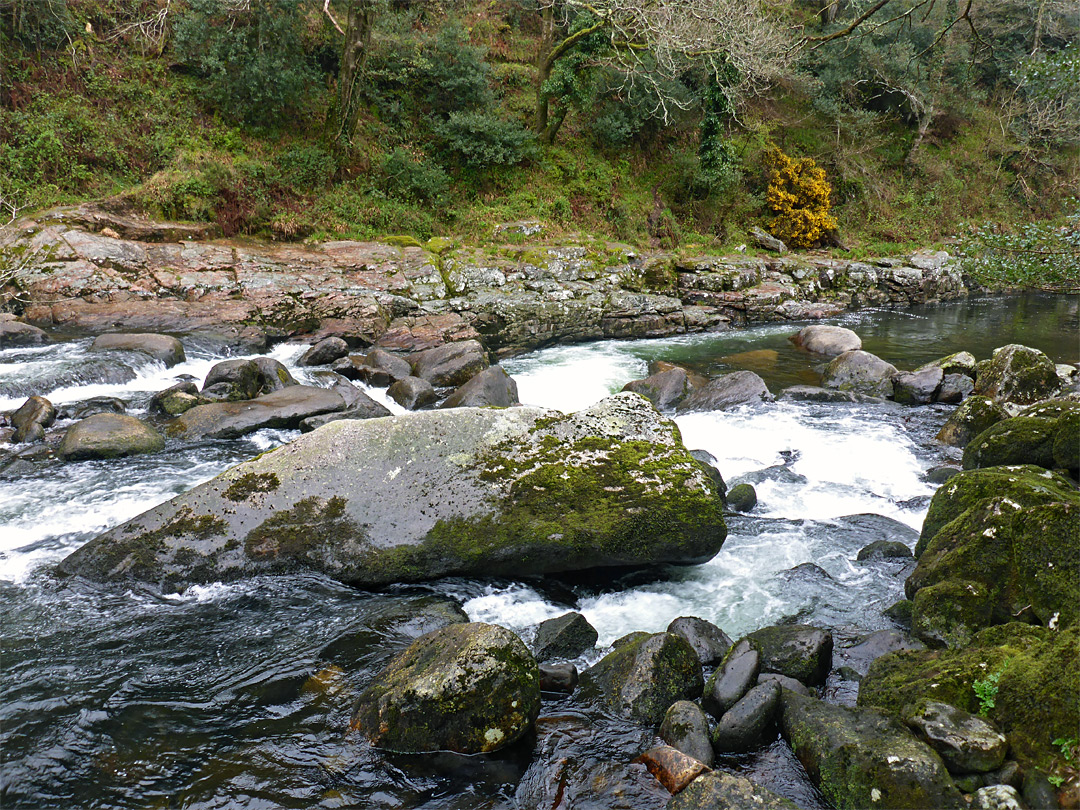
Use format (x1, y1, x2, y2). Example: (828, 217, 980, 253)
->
(780, 690, 964, 809)
(90, 332, 185, 367)
(350, 622, 539, 754)
(59, 413, 164, 460)
(58, 392, 727, 587)
(578, 631, 702, 724)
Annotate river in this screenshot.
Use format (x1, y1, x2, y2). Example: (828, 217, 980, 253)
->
(1, 293, 1076, 809)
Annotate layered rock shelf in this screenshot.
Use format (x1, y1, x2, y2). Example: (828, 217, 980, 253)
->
(3, 205, 972, 357)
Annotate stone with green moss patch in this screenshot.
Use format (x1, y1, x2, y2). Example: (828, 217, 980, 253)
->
(962, 416, 1057, 470)
(578, 631, 702, 724)
(935, 396, 1009, 448)
(58, 392, 726, 588)
(859, 624, 1079, 777)
(350, 622, 540, 754)
(973, 344, 1060, 405)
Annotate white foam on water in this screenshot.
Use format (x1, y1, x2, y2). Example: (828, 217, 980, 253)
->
(462, 585, 570, 635)
(505, 344, 647, 413)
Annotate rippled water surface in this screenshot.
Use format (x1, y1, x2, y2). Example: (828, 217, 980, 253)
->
(1, 293, 1077, 809)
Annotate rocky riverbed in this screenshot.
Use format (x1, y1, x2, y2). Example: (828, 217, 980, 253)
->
(1, 211, 1078, 810)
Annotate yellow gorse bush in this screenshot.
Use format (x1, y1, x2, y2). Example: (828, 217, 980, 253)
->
(764, 146, 837, 248)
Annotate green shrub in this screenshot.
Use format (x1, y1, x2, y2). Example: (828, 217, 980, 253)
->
(378, 149, 451, 207)
(435, 110, 537, 169)
(173, 0, 318, 127)
(1, 0, 72, 49)
(276, 145, 337, 190)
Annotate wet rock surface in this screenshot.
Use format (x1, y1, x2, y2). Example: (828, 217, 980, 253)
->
(440, 365, 520, 409)
(703, 639, 759, 718)
(660, 700, 714, 766)
(166, 385, 348, 441)
(532, 611, 598, 661)
(667, 616, 732, 665)
(59, 413, 164, 461)
(821, 350, 899, 398)
(58, 393, 727, 587)
(903, 700, 1008, 773)
(667, 770, 800, 809)
(746, 624, 833, 686)
(678, 371, 773, 412)
(789, 324, 861, 356)
(90, 333, 186, 367)
(711, 679, 781, 754)
(350, 622, 540, 753)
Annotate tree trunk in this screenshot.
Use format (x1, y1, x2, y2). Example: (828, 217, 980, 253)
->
(534, 3, 555, 137)
(327, 0, 376, 162)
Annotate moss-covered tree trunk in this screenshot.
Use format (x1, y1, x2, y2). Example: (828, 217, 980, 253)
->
(327, 0, 377, 163)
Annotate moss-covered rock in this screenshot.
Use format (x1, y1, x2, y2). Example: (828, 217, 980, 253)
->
(962, 416, 1058, 470)
(973, 344, 1060, 405)
(349, 622, 540, 753)
(58, 393, 727, 588)
(936, 396, 1010, 448)
(902, 699, 1008, 774)
(745, 624, 833, 685)
(917, 465, 1077, 556)
(779, 690, 964, 809)
(578, 631, 703, 724)
(821, 350, 898, 398)
(916, 351, 978, 379)
(1054, 410, 1080, 474)
(859, 624, 1079, 777)
(910, 493, 1079, 645)
(667, 771, 800, 810)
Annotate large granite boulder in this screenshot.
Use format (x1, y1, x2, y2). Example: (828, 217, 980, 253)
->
(703, 639, 759, 718)
(780, 690, 964, 809)
(892, 366, 944, 405)
(440, 365, 519, 409)
(578, 631, 703, 724)
(936, 396, 1010, 448)
(667, 616, 732, 665)
(711, 679, 781, 753)
(59, 413, 164, 460)
(166, 385, 348, 440)
(532, 611, 598, 661)
(90, 332, 185, 367)
(916, 351, 978, 379)
(973, 344, 1060, 405)
(58, 392, 727, 587)
(350, 622, 540, 753)
(822, 350, 898, 398)
(387, 375, 437, 410)
(789, 325, 861, 356)
(202, 357, 298, 401)
(859, 623, 1079, 777)
(678, 371, 773, 412)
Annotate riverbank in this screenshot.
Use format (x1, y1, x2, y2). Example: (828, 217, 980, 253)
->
(2, 204, 977, 358)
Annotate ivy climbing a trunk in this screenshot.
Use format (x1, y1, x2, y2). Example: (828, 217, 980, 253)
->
(325, 0, 379, 163)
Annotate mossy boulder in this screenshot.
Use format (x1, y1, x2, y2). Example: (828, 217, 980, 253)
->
(910, 494, 1079, 645)
(58, 393, 727, 588)
(532, 611, 598, 661)
(745, 624, 833, 685)
(859, 624, 1079, 777)
(1053, 410, 1080, 473)
(962, 416, 1059, 470)
(903, 700, 1008, 774)
(973, 344, 1060, 405)
(578, 631, 703, 724)
(936, 395, 1010, 448)
(660, 699, 714, 766)
(917, 465, 1078, 556)
(58, 413, 164, 461)
(916, 351, 978, 379)
(779, 690, 964, 809)
(349, 622, 540, 753)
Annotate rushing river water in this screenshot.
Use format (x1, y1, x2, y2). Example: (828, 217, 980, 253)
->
(1, 294, 1077, 809)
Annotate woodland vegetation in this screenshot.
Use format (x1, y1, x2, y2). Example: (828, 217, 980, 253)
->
(1, 0, 1077, 286)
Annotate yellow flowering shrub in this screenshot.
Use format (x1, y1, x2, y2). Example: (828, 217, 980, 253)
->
(763, 147, 837, 248)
